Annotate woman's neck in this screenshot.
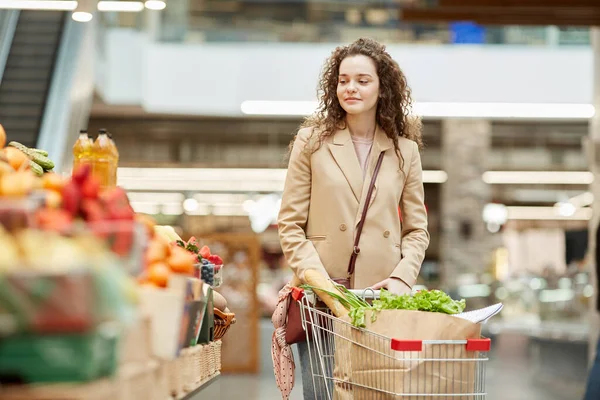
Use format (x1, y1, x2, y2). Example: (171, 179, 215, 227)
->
(346, 113, 377, 140)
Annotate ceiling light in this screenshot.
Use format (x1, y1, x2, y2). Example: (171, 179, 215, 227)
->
(423, 170, 447, 183)
(183, 198, 199, 213)
(117, 167, 449, 192)
(506, 206, 592, 220)
(72, 11, 93, 22)
(0, 0, 77, 10)
(482, 203, 508, 225)
(144, 0, 166, 10)
(414, 102, 594, 120)
(72, 0, 95, 22)
(240, 100, 595, 120)
(483, 171, 593, 185)
(556, 202, 576, 217)
(98, 1, 144, 12)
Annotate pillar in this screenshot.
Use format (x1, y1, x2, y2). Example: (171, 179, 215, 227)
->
(440, 119, 493, 289)
(588, 27, 600, 365)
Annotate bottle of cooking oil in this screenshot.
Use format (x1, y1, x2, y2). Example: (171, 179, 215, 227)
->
(72, 129, 93, 174)
(92, 128, 113, 189)
(107, 132, 119, 187)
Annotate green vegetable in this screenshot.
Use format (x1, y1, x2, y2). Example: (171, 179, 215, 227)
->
(300, 284, 466, 328)
(8, 141, 55, 170)
(372, 289, 466, 315)
(29, 160, 43, 176)
(32, 148, 49, 157)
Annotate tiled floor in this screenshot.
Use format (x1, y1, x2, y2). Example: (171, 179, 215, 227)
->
(200, 320, 587, 399)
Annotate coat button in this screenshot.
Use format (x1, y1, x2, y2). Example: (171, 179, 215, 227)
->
(383, 230, 390, 238)
(340, 224, 347, 231)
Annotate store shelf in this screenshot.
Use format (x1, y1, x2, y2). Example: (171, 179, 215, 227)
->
(180, 372, 220, 400)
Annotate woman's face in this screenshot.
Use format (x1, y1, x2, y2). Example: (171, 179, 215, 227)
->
(336, 55, 380, 116)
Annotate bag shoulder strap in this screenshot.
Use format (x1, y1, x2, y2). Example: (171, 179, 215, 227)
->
(347, 151, 385, 277)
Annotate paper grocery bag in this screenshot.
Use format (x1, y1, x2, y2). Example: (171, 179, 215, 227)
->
(333, 310, 482, 400)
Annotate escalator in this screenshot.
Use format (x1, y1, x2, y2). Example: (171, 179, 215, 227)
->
(0, 11, 66, 148)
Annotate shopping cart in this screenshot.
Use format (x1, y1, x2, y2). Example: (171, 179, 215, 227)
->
(293, 287, 491, 400)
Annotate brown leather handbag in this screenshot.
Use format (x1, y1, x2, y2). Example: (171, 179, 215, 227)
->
(285, 152, 385, 344)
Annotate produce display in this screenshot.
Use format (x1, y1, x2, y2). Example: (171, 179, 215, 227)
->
(144, 227, 226, 288)
(0, 127, 55, 198)
(0, 122, 232, 398)
(8, 141, 55, 176)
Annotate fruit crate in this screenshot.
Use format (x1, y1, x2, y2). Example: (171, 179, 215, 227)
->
(0, 325, 119, 384)
(194, 262, 224, 288)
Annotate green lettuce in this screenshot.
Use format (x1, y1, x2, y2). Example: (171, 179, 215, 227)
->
(299, 284, 466, 328)
(356, 289, 466, 328)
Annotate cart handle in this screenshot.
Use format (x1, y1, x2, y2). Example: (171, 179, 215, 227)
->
(292, 287, 381, 300)
(391, 338, 491, 352)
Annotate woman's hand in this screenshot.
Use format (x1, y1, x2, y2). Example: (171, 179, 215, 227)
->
(370, 277, 412, 296)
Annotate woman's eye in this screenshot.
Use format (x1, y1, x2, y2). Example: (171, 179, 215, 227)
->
(360, 80, 368, 84)
(339, 80, 346, 84)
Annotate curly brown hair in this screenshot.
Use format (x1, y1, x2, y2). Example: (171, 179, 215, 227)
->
(299, 37, 423, 163)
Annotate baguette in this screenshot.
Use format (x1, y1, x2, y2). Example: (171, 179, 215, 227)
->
(304, 269, 348, 318)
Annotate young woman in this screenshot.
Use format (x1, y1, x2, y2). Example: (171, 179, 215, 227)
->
(275, 37, 430, 399)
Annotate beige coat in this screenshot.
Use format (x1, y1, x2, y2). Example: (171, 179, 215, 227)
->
(278, 125, 430, 289)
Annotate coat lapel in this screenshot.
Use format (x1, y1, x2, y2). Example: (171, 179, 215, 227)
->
(327, 127, 364, 203)
(354, 127, 394, 227)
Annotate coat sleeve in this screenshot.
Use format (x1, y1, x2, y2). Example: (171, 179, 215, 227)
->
(277, 128, 330, 282)
(390, 140, 430, 287)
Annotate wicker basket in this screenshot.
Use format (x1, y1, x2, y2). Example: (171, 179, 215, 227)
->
(213, 308, 236, 340)
(166, 356, 184, 398)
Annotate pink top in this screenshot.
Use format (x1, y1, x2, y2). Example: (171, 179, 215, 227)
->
(351, 135, 374, 178)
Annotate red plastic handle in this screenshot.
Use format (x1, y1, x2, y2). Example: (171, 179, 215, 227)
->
(291, 287, 305, 301)
(391, 339, 423, 352)
(466, 338, 491, 352)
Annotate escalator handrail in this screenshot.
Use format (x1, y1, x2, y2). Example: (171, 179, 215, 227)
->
(0, 10, 19, 85)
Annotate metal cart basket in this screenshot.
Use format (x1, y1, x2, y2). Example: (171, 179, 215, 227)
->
(294, 288, 491, 400)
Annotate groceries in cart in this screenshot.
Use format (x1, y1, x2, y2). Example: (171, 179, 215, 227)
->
(302, 281, 467, 328)
(292, 270, 502, 399)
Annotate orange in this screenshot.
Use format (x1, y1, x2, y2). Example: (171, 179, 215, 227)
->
(146, 238, 169, 264)
(4, 147, 29, 170)
(147, 262, 170, 288)
(0, 124, 5, 148)
(167, 246, 195, 275)
(0, 161, 12, 177)
(45, 189, 62, 208)
(0, 171, 35, 197)
(42, 172, 66, 192)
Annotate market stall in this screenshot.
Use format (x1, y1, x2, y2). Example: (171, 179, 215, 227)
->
(0, 126, 234, 399)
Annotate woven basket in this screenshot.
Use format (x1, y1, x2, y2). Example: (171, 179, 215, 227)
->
(116, 362, 157, 400)
(213, 308, 236, 340)
(166, 356, 184, 398)
(182, 346, 204, 393)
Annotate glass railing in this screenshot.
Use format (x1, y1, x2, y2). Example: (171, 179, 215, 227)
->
(150, 0, 591, 46)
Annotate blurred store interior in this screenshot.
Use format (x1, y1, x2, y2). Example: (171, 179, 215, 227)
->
(2, 0, 600, 399)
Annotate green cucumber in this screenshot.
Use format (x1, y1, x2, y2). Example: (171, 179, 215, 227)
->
(31, 148, 49, 157)
(8, 141, 55, 171)
(29, 160, 43, 176)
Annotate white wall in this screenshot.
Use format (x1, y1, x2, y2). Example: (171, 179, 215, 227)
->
(98, 28, 594, 116)
(96, 29, 146, 105)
